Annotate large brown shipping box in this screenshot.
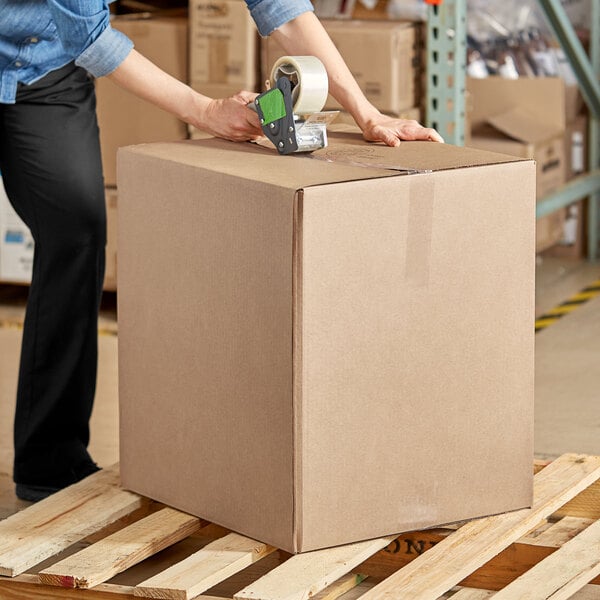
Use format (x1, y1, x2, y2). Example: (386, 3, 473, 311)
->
(118, 134, 535, 553)
(96, 15, 188, 187)
(261, 20, 422, 114)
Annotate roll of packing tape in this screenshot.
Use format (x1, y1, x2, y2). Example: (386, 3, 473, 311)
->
(270, 56, 328, 115)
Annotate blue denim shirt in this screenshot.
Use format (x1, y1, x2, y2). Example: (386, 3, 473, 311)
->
(0, 0, 312, 104)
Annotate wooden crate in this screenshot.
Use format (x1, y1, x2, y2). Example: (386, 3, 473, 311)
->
(0, 454, 599, 599)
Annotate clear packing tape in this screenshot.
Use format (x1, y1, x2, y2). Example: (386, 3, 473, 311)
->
(270, 56, 329, 116)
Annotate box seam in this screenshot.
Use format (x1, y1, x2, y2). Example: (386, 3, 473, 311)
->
(292, 189, 304, 553)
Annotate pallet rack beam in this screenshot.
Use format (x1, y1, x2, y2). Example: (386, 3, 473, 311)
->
(537, 0, 600, 260)
(425, 0, 467, 146)
(427, 0, 600, 259)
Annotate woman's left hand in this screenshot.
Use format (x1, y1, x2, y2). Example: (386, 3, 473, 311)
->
(361, 114, 445, 146)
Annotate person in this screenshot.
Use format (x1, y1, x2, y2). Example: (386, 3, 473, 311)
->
(0, 0, 443, 502)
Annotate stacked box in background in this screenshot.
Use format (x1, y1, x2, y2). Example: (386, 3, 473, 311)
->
(94, 12, 189, 289)
(0, 176, 34, 284)
(104, 189, 119, 292)
(96, 14, 189, 187)
(188, 0, 259, 137)
(261, 20, 423, 123)
(0, 178, 117, 289)
(467, 77, 571, 253)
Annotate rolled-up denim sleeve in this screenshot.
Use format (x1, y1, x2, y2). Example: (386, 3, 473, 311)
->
(45, 1, 134, 77)
(245, 0, 313, 36)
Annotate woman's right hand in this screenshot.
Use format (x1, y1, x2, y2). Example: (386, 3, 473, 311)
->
(195, 91, 264, 142)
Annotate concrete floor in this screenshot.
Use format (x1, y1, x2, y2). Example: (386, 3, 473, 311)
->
(0, 256, 598, 595)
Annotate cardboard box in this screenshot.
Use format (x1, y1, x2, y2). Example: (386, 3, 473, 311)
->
(118, 134, 535, 553)
(0, 176, 33, 284)
(537, 209, 567, 254)
(467, 78, 566, 199)
(189, 0, 258, 93)
(96, 15, 189, 186)
(0, 179, 120, 289)
(312, 0, 356, 18)
(104, 188, 118, 291)
(261, 20, 422, 114)
(467, 77, 567, 132)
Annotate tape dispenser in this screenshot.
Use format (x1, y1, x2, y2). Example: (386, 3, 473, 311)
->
(253, 56, 338, 154)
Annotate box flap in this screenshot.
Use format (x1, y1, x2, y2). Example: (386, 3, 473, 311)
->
(485, 107, 563, 144)
(315, 132, 527, 172)
(119, 138, 397, 191)
(119, 133, 529, 194)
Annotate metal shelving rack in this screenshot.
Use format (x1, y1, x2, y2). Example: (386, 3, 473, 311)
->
(426, 0, 600, 260)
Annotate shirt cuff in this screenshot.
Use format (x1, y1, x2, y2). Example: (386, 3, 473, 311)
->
(249, 0, 313, 36)
(75, 26, 134, 77)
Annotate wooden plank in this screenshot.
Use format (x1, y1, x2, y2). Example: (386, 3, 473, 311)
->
(449, 589, 494, 599)
(134, 533, 275, 599)
(492, 517, 600, 599)
(359, 527, 600, 590)
(233, 535, 396, 600)
(358, 453, 600, 600)
(0, 574, 135, 599)
(312, 574, 368, 600)
(536, 459, 600, 520)
(39, 508, 200, 589)
(521, 516, 594, 547)
(554, 479, 600, 520)
(0, 465, 143, 577)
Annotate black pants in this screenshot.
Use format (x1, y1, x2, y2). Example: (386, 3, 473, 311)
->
(0, 63, 105, 487)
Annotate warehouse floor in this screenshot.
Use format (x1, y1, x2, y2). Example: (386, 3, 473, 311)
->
(0, 256, 599, 595)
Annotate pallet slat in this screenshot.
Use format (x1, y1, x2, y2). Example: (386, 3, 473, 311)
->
(450, 590, 494, 599)
(521, 516, 594, 547)
(38, 508, 200, 589)
(0, 573, 135, 599)
(492, 517, 600, 599)
(0, 465, 142, 577)
(233, 535, 396, 600)
(134, 533, 275, 599)
(359, 453, 600, 600)
(312, 574, 368, 600)
(2, 454, 600, 599)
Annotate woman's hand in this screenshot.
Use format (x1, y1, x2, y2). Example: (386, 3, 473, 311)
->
(196, 91, 264, 142)
(361, 114, 445, 146)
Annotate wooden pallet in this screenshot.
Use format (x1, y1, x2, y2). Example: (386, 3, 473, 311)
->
(1, 454, 600, 600)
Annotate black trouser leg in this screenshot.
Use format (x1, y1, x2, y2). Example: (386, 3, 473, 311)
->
(0, 63, 105, 487)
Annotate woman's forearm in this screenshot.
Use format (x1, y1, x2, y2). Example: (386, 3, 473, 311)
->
(106, 49, 262, 141)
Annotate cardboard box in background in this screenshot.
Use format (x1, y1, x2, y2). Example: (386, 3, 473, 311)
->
(96, 15, 188, 187)
(118, 135, 535, 554)
(0, 176, 33, 284)
(467, 77, 566, 200)
(467, 77, 567, 133)
(261, 20, 423, 115)
(104, 188, 118, 292)
(0, 178, 119, 289)
(189, 0, 258, 95)
(312, 0, 356, 18)
(536, 209, 567, 254)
